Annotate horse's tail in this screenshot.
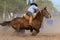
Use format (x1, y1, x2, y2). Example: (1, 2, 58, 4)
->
(0, 21, 11, 26)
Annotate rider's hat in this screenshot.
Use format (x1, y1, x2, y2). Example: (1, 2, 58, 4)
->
(30, 3, 38, 7)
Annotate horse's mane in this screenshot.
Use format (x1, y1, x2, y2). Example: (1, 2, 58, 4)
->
(34, 11, 41, 20)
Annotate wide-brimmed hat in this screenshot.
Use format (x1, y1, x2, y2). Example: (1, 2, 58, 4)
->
(30, 3, 38, 7)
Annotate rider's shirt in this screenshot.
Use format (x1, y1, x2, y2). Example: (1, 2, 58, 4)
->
(28, 5, 38, 14)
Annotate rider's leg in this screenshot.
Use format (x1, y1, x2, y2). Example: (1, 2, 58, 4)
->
(29, 13, 36, 25)
(33, 13, 37, 18)
(29, 16, 33, 25)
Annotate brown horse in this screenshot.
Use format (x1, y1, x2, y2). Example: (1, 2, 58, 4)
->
(0, 7, 51, 36)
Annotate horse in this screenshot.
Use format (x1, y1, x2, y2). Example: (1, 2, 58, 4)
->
(0, 7, 51, 36)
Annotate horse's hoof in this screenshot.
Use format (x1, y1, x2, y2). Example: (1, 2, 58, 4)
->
(31, 33, 37, 36)
(31, 34, 36, 36)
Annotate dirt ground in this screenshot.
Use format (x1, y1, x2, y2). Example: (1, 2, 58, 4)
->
(0, 16, 60, 40)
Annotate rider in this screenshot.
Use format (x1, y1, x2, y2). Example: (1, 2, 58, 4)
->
(24, 3, 40, 25)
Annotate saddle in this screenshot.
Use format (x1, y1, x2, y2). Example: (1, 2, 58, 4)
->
(23, 13, 36, 21)
(23, 15, 30, 21)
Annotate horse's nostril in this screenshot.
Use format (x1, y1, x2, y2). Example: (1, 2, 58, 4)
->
(50, 16, 51, 18)
(49, 15, 51, 18)
(46, 15, 51, 18)
(46, 16, 49, 18)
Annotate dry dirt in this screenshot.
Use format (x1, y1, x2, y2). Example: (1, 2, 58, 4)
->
(0, 16, 60, 40)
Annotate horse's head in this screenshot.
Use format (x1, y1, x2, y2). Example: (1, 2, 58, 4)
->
(41, 7, 51, 18)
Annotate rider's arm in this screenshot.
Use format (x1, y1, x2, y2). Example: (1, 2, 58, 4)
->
(36, 8, 40, 13)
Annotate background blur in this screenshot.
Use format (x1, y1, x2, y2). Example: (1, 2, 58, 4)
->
(0, 0, 60, 21)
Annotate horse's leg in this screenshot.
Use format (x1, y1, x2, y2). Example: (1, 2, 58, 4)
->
(11, 24, 20, 32)
(20, 29, 25, 33)
(32, 28, 39, 36)
(29, 25, 33, 32)
(30, 28, 33, 32)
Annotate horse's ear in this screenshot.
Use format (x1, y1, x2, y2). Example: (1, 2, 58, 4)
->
(44, 7, 47, 10)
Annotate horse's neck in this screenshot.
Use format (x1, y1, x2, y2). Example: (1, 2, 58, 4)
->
(35, 12, 43, 19)
(34, 12, 44, 22)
